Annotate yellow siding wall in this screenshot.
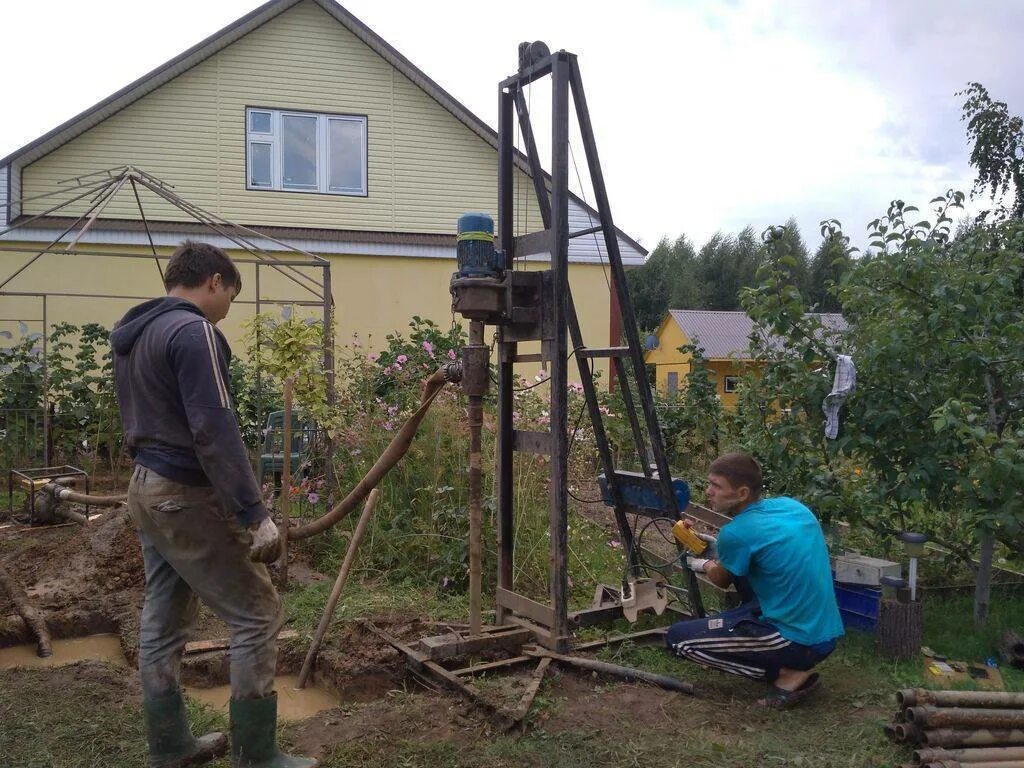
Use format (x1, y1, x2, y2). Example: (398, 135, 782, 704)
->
(0, 242, 612, 380)
(20, 0, 540, 236)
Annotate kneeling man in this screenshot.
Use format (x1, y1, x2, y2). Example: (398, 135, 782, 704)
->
(666, 453, 844, 708)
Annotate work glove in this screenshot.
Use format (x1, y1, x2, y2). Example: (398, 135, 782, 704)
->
(696, 532, 718, 559)
(249, 517, 282, 563)
(686, 555, 712, 574)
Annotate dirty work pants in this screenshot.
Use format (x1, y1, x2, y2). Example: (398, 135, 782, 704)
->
(665, 602, 836, 683)
(128, 465, 283, 700)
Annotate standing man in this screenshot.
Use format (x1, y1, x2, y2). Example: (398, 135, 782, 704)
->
(666, 453, 844, 708)
(112, 241, 317, 768)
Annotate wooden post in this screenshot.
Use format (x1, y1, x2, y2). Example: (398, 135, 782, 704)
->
(297, 489, 379, 688)
(975, 533, 995, 628)
(279, 379, 293, 589)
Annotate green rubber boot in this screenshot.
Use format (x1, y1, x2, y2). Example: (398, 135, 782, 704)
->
(230, 693, 318, 768)
(143, 689, 228, 768)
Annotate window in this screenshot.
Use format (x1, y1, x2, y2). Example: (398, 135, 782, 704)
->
(724, 376, 741, 393)
(246, 107, 367, 196)
(666, 371, 679, 394)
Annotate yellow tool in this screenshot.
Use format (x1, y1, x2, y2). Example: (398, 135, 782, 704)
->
(672, 520, 708, 555)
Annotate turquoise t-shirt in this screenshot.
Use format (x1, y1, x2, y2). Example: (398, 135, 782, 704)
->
(716, 496, 844, 646)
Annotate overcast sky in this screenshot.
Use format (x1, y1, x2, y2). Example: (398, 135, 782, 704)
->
(2, 0, 1019, 252)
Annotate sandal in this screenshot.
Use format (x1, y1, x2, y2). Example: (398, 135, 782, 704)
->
(757, 672, 821, 709)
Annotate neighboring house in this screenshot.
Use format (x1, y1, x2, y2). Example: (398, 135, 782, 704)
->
(0, 0, 645, 373)
(644, 309, 846, 408)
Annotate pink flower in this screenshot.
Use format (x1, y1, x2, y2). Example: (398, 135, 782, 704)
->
(307, 492, 319, 504)
(397, 354, 408, 364)
(369, 352, 380, 362)
(422, 341, 434, 357)
(383, 421, 394, 431)
(608, 540, 621, 549)
(448, 349, 457, 360)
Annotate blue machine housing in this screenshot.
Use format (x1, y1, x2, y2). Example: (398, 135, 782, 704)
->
(598, 470, 691, 514)
(456, 212, 503, 278)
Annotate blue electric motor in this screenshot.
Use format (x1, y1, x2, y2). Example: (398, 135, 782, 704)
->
(456, 212, 503, 278)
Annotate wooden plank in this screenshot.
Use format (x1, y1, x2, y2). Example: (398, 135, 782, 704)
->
(573, 627, 667, 652)
(515, 228, 551, 258)
(512, 430, 551, 456)
(496, 587, 555, 628)
(510, 656, 551, 727)
(452, 655, 533, 676)
(363, 622, 514, 729)
(184, 629, 297, 655)
(418, 628, 532, 660)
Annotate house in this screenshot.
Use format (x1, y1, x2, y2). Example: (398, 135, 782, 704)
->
(644, 309, 846, 407)
(0, 0, 645, 374)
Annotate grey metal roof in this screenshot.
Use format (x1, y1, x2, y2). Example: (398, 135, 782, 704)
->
(667, 309, 847, 359)
(0, 0, 646, 258)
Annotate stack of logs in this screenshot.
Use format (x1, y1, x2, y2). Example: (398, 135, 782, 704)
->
(886, 688, 1024, 767)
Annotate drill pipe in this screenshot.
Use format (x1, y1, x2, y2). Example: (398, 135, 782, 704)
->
(895, 723, 924, 744)
(289, 368, 451, 541)
(924, 762, 1024, 768)
(900, 689, 1024, 709)
(466, 321, 485, 636)
(909, 707, 1024, 729)
(916, 746, 1024, 763)
(922, 728, 1024, 748)
(884, 725, 898, 742)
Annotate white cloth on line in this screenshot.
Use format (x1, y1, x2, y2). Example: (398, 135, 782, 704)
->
(823, 354, 855, 439)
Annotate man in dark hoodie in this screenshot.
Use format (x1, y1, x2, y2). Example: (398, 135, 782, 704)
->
(112, 240, 317, 768)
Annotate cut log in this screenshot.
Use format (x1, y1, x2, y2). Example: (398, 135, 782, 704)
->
(877, 597, 923, 661)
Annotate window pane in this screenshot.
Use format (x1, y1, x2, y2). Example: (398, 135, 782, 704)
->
(249, 110, 272, 133)
(282, 114, 317, 189)
(249, 142, 272, 188)
(328, 118, 365, 193)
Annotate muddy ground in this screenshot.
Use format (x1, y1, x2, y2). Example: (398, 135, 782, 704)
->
(0, 502, 906, 768)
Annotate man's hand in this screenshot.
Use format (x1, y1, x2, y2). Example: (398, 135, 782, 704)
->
(696, 532, 718, 559)
(686, 555, 713, 574)
(249, 517, 282, 563)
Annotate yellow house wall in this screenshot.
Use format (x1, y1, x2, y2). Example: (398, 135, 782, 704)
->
(0, 242, 613, 381)
(19, 0, 541, 236)
(644, 317, 759, 409)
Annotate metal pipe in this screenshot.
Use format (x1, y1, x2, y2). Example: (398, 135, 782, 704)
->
(895, 723, 923, 743)
(916, 746, 1024, 763)
(900, 690, 1024, 709)
(467, 320, 485, 636)
(923, 729, 1024, 748)
(531, 649, 694, 694)
(909, 706, 1024, 729)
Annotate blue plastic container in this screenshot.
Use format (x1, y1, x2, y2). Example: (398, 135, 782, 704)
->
(834, 578, 882, 632)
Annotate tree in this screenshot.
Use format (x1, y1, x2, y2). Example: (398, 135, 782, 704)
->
(742, 195, 1024, 627)
(626, 235, 698, 331)
(695, 227, 764, 310)
(807, 227, 849, 312)
(961, 82, 1024, 219)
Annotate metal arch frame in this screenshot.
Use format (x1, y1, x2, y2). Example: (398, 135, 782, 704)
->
(0, 166, 335, 470)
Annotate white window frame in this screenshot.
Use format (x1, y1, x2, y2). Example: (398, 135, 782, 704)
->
(246, 107, 368, 196)
(724, 375, 741, 393)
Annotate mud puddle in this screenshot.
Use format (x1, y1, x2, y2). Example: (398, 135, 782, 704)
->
(0, 633, 127, 669)
(186, 675, 340, 721)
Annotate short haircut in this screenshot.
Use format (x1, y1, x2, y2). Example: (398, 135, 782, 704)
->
(163, 240, 242, 294)
(709, 452, 763, 499)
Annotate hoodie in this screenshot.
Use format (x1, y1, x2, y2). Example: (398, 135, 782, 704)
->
(111, 296, 267, 525)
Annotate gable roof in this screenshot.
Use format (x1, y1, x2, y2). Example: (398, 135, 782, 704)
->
(667, 309, 847, 360)
(0, 0, 646, 256)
